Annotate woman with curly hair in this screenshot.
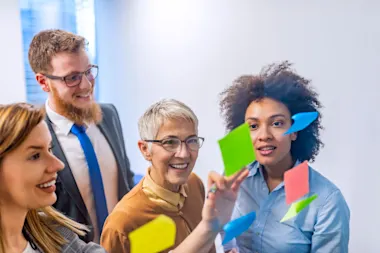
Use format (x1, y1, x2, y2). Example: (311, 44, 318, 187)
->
(219, 62, 350, 253)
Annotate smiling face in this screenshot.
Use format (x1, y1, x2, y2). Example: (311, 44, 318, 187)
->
(36, 50, 102, 124)
(245, 98, 297, 171)
(138, 118, 199, 192)
(0, 121, 64, 210)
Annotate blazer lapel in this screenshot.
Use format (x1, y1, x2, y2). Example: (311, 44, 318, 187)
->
(98, 120, 128, 200)
(45, 117, 90, 222)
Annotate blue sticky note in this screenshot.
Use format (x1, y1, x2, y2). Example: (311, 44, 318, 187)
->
(284, 112, 319, 135)
(222, 211, 256, 245)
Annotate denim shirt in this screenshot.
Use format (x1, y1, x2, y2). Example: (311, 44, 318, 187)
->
(222, 161, 350, 253)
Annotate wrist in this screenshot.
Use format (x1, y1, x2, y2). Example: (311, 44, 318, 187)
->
(199, 219, 221, 234)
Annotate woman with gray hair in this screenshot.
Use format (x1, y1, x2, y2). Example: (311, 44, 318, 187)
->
(101, 99, 244, 253)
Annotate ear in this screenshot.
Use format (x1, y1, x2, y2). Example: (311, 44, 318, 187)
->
(138, 140, 152, 161)
(36, 73, 50, 92)
(290, 132, 298, 141)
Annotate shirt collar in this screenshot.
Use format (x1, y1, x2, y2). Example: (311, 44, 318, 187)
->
(248, 159, 302, 178)
(143, 168, 188, 207)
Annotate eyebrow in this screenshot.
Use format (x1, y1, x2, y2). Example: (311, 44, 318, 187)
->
(26, 145, 44, 150)
(246, 114, 287, 121)
(26, 143, 53, 150)
(161, 134, 197, 139)
(63, 65, 92, 76)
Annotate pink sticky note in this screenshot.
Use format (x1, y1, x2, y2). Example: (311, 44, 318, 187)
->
(284, 161, 309, 204)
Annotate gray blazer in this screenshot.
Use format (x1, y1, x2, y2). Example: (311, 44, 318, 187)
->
(29, 226, 106, 253)
(46, 103, 135, 242)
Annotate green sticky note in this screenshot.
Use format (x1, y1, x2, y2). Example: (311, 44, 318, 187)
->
(280, 194, 318, 223)
(218, 123, 256, 176)
(129, 215, 176, 253)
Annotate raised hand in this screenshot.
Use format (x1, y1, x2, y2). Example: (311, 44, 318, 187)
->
(202, 168, 249, 231)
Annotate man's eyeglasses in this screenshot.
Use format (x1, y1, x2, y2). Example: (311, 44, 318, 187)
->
(43, 65, 99, 87)
(144, 136, 205, 152)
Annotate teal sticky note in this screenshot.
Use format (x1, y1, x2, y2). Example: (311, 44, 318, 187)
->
(218, 123, 256, 176)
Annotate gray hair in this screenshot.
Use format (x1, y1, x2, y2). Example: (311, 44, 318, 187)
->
(138, 99, 198, 140)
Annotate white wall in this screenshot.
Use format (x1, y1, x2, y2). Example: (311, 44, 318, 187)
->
(96, 1, 380, 252)
(0, 1, 26, 103)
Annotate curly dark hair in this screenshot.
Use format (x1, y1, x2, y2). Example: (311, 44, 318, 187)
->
(219, 61, 323, 162)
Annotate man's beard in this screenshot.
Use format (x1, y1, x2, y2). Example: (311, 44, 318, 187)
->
(51, 86, 103, 125)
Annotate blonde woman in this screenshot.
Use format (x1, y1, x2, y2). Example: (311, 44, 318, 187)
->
(0, 103, 106, 253)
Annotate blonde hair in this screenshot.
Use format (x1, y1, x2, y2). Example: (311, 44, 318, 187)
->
(28, 29, 87, 74)
(138, 99, 198, 141)
(0, 103, 88, 253)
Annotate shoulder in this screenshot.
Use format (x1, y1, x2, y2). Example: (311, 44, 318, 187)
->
(187, 172, 205, 194)
(104, 183, 156, 234)
(99, 103, 117, 114)
(309, 166, 343, 200)
(57, 226, 106, 253)
(308, 166, 350, 215)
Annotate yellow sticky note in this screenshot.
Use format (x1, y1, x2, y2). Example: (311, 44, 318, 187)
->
(129, 215, 176, 253)
(280, 194, 318, 222)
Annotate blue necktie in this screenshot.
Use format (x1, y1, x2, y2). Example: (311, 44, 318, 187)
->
(70, 124, 108, 236)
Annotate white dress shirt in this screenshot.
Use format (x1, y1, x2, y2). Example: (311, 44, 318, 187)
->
(46, 101, 119, 243)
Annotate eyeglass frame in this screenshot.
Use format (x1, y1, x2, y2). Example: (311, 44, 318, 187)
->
(43, 64, 99, 87)
(144, 136, 205, 152)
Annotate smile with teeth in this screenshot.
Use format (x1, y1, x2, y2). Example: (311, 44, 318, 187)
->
(76, 93, 90, 98)
(259, 146, 276, 151)
(170, 163, 189, 170)
(38, 180, 56, 188)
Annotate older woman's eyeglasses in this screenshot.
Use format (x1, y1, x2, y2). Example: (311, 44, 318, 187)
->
(43, 65, 99, 87)
(144, 136, 205, 152)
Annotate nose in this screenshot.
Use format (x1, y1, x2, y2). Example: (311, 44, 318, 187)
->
(46, 153, 65, 173)
(78, 74, 92, 89)
(175, 142, 191, 158)
(257, 125, 273, 142)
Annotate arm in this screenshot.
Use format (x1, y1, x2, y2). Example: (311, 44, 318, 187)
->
(172, 169, 249, 253)
(56, 226, 107, 253)
(220, 203, 241, 253)
(172, 220, 219, 253)
(100, 227, 130, 253)
(311, 190, 350, 253)
(109, 104, 135, 188)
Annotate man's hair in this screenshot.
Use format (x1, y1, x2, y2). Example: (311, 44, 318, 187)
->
(138, 98, 198, 141)
(219, 61, 323, 162)
(28, 29, 87, 74)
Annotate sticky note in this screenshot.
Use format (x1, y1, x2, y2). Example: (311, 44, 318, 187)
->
(218, 123, 256, 176)
(283, 112, 319, 135)
(222, 211, 256, 245)
(129, 215, 176, 253)
(280, 194, 318, 222)
(284, 161, 309, 204)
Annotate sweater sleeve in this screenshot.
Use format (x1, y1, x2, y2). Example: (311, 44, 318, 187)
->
(100, 209, 140, 253)
(56, 226, 107, 253)
(100, 226, 130, 253)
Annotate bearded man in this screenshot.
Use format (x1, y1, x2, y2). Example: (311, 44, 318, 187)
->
(28, 29, 135, 243)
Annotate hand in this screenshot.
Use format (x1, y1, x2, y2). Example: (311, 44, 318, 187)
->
(201, 168, 249, 232)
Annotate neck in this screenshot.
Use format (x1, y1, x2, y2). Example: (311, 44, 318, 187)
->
(263, 154, 295, 192)
(0, 203, 28, 252)
(149, 166, 180, 192)
(47, 97, 58, 114)
(264, 154, 294, 180)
